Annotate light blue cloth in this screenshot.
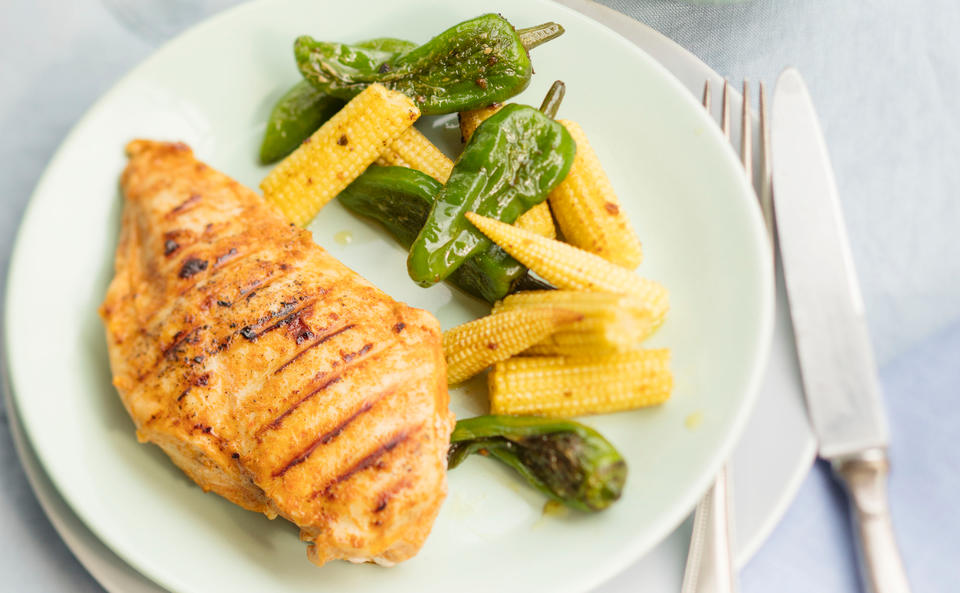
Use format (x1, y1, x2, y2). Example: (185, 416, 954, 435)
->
(1, 1, 956, 591)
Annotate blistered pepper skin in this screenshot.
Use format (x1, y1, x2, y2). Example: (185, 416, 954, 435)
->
(338, 166, 547, 302)
(407, 104, 576, 287)
(294, 14, 534, 115)
(259, 81, 346, 164)
(259, 38, 417, 164)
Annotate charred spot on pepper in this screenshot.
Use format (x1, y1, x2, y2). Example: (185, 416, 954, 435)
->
(604, 202, 620, 215)
(178, 258, 208, 279)
(337, 135, 348, 146)
(164, 239, 180, 256)
(217, 299, 232, 307)
(393, 322, 406, 334)
(475, 78, 488, 89)
(194, 373, 210, 386)
(377, 62, 391, 74)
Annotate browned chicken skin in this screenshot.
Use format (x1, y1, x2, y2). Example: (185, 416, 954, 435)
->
(100, 140, 454, 566)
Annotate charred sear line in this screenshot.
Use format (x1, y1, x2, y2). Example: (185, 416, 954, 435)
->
(161, 327, 202, 359)
(261, 337, 380, 434)
(342, 343, 372, 363)
(272, 386, 396, 478)
(237, 299, 303, 341)
(262, 373, 344, 435)
(310, 428, 413, 499)
(373, 476, 412, 514)
(166, 192, 201, 217)
(214, 247, 238, 266)
(271, 323, 355, 374)
(178, 258, 208, 279)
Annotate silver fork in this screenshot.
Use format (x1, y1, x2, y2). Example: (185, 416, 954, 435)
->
(681, 80, 773, 593)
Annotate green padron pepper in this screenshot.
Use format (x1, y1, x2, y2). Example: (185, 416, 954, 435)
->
(259, 38, 418, 164)
(259, 81, 345, 164)
(407, 101, 576, 286)
(448, 415, 627, 512)
(294, 14, 563, 115)
(338, 166, 549, 302)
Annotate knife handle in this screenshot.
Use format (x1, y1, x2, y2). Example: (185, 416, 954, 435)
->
(832, 449, 911, 593)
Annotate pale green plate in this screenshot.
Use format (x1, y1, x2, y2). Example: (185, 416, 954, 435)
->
(4, 0, 772, 591)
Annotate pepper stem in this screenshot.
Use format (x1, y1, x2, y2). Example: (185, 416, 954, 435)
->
(517, 22, 565, 50)
(539, 80, 566, 119)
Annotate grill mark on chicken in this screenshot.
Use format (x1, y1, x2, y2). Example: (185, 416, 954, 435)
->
(148, 297, 306, 379)
(342, 343, 373, 362)
(166, 192, 201, 217)
(214, 247, 239, 267)
(272, 386, 396, 478)
(150, 243, 289, 325)
(373, 476, 413, 514)
(310, 429, 413, 500)
(178, 257, 208, 279)
(260, 340, 384, 434)
(272, 323, 356, 375)
(160, 327, 202, 360)
(240, 299, 316, 342)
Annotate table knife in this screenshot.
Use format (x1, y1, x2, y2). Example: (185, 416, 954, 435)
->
(771, 68, 911, 593)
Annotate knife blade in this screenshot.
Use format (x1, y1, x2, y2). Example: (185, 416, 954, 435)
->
(771, 69, 887, 459)
(772, 68, 910, 593)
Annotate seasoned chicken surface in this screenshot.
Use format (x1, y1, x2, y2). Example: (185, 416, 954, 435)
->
(101, 140, 454, 566)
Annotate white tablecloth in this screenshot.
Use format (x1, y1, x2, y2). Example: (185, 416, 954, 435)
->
(2, 1, 957, 591)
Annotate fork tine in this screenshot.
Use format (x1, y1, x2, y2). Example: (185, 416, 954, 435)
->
(758, 82, 775, 244)
(741, 80, 752, 181)
(721, 80, 731, 140)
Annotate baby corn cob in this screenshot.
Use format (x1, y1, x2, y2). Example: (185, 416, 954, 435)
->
(466, 212, 668, 325)
(493, 290, 656, 350)
(548, 120, 644, 269)
(488, 350, 673, 417)
(376, 126, 454, 182)
(524, 334, 630, 357)
(443, 307, 582, 385)
(458, 103, 504, 143)
(261, 83, 419, 226)
(459, 102, 555, 238)
(515, 201, 556, 239)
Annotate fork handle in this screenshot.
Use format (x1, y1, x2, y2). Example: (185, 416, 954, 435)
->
(832, 449, 911, 593)
(680, 466, 737, 593)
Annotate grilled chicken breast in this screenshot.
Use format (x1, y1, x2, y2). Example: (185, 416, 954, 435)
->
(100, 140, 454, 566)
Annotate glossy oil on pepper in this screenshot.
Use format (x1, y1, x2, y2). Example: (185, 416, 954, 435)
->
(294, 14, 540, 115)
(407, 103, 575, 286)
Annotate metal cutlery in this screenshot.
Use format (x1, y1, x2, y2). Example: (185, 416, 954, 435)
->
(770, 67, 911, 593)
(682, 79, 773, 593)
